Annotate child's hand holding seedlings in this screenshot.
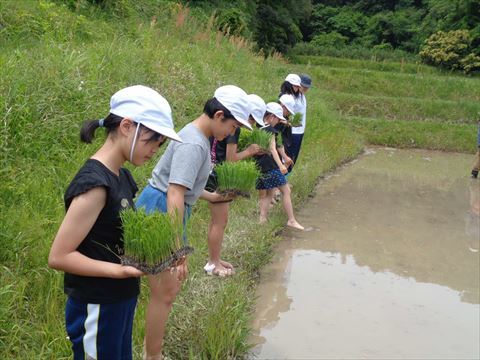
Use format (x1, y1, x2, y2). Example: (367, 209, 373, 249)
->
(246, 143, 262, 156)
(279, 164, 288, 175)
(120, 265, 145, 278)
(170, 256, 188, 281)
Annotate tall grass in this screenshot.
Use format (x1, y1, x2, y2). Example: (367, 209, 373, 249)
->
(289, 54, 441, 75)
(309, 66, 480, 103)
(321, 90, 479, 124)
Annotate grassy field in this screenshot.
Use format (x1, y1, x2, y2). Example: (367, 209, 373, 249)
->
(290, 54, 479, 152)
(0, 1, 477, 359)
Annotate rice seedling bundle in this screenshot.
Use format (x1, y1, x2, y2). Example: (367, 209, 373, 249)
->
(289, 112, 302, 127)
(237, 128, 251, 151)
(215, 161, 260, 198)
(120, 208, 193, 274)
(242, 127, 273, 152)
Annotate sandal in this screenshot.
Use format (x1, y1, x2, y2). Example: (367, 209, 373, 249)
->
(204, 262, 233, 277)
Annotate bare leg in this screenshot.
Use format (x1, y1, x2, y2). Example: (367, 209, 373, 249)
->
(279, 184, 304, 230)
(206, 202, 233, 275)
(259, 189, 273, 223)
(144, 271, 182, 359)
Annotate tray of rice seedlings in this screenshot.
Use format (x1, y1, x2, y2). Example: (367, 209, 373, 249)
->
(289, 112, 302, 127)
(120, 208, 194, 275)
(215, 161, 260, 198)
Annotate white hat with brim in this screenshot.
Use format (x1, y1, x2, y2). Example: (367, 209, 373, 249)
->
(214, 85, 253, 130)
(110, 85, 182, 143)
(285, 73, 301, 86)
(279, 94, 296, 115)
(247, 94, 266, 127)
(266, 102, 286, 121)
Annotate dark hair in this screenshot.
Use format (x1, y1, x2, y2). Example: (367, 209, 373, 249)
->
(80, 113, 163, 144)
(279, 81, 300, 99)
(80, 113, 123, 143)
(203, 98, 235, 120)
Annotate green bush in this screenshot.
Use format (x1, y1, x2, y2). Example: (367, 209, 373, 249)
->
(419, 30, 480, 74)
(311, 31, 348, 48)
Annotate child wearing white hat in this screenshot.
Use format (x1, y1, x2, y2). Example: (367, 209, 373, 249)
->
(48, 85, 181, 360)
(135, 84, 252, 358)
(204, 93, 267, 277)
(254, 102, 304, 230)
(288, 73, 312, 171)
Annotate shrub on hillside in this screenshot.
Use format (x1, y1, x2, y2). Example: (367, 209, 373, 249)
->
(419, 30, 480, 74)
(311, 31, 348, 48)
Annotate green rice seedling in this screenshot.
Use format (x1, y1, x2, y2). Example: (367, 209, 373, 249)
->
(120, 208, 193, 274)
(215, 161, 260, 197)
(237, 128, 251, 151)
(248, 127, 273, 152)
(289, 112, 302, 127)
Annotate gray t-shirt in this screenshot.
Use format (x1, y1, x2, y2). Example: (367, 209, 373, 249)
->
(149, 123, 211, 206)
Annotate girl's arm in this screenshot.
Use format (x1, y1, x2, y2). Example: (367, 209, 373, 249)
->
(270, 137, 287, 174)
(226, 143, 260, 162)
(277, 146, 293, 167)
(48, 187, 143, 279)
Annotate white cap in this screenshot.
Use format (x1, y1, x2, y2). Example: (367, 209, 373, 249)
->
(110, 85, 182, 142)
(285, 74, 301, 86)
(247, 94, 266, 127)
(214, 85, 253, 130)
(279, 94, 296, 115)
(266, 102, 286, 121)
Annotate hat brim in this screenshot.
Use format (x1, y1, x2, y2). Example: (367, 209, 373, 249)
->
(142, 123, 183, 143)
(252, 114, 265, 127)
(234, 117, 253, 130)
(283, 103, 295, 115)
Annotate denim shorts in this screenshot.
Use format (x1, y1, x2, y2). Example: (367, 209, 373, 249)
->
(135, 184, 191, 245)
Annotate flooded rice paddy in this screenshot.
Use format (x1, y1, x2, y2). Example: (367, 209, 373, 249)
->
(251, 148, 479, 360)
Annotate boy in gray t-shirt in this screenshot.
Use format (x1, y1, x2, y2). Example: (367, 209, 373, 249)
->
(135, 85, 252, 360)
(149, 122, 211, 205)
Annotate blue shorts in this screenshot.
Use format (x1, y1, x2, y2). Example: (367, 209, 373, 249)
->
(135, 184, 191, 245)
(65, 296, 137, 360)
(256, 169, 287, 190)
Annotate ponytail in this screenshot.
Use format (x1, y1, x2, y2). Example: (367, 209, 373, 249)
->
(80, 113, 123, 143)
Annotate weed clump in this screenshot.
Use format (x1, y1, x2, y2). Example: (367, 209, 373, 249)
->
(215, 161, 260, 198)
(120, 208, 193, 274)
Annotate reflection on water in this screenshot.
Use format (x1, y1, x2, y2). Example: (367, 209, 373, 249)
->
(251, 148, 480, 360)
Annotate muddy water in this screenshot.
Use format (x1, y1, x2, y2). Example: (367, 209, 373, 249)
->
(251, 148, 480, 360)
